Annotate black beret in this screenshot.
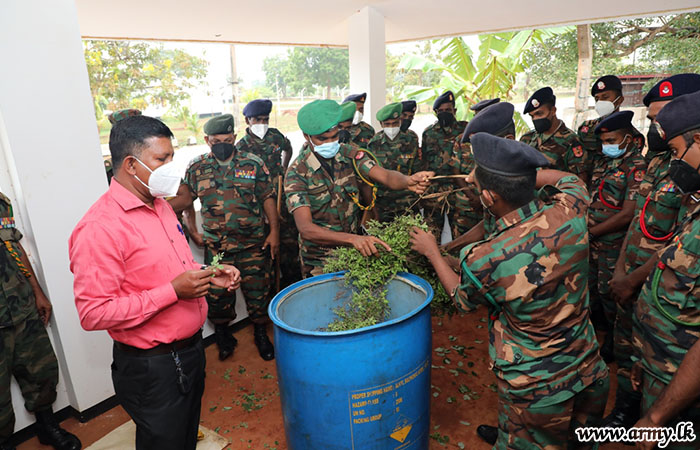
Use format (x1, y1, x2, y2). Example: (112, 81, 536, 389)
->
(471, 132, 549, 176)
(433, 91, 455, 110)
(470, 98, 500, 112)
(461, 102, 515, 143)
(343, 93, 367, 103)
(401, 100, 417, 113)
(243, 99, 272, 117)
(524, 87, 556, 114)
(594, 110, 634, 135)
(643, 73, 700, 107)
(656, 90, 700, 141)
(591, 75, 623, 96)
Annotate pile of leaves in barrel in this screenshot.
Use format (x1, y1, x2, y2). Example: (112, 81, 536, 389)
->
(323, 214, 455, 332)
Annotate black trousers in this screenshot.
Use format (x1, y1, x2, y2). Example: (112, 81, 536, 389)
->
(111, 338, 205, 450)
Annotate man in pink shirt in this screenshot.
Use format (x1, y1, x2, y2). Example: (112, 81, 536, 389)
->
(69, 116, 240, 450)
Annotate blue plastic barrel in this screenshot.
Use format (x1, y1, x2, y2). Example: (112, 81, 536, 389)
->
(269, 271, 433, 450)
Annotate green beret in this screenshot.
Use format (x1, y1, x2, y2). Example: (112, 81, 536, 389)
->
(203, 114, 234, 136)
(338, 101, 356, 123)
(376, 103, 402, 122)
(297, 100, 341, 136)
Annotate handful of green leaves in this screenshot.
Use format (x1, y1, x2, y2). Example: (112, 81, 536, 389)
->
(323, 214, 453, 332)
(208, 252, 225, 277)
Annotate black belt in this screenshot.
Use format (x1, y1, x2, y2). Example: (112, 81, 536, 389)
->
(114, 330, 202, 357)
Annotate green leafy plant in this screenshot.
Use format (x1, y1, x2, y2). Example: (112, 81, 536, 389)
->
(323, 214, 454, 332)
(207, 252, 224, 277)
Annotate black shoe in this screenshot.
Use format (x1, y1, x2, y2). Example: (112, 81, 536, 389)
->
(476, 424, 498, 446)
(214, 324, 237, 361)
(600, 331, 615, 363)
(253, 323, 274, 361)
(601, 389, 641, 445)
(34, 409, 81, 450)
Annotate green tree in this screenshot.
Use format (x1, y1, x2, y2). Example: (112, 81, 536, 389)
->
(399, 29, 570, 134)
(525, 13, 700, 89)
(83, 40, 208, 119)
(262, 47, 349, 98)
(386, 42, 442, 102)
(262, 54, 288, 97)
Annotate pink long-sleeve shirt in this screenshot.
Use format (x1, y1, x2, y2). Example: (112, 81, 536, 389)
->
(69, 179, 207, 349)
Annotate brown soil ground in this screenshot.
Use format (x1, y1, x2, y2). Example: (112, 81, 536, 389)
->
(17, 311, 628, 450)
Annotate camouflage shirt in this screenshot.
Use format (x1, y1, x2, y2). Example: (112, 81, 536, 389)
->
(368, 129, 420, 212)
(622, 151, 683, 273)
(236, 127, 292, 181)
(520, 122, 589, 180)
(450, 139, 483, 227)
(421, 120, 468, 195)
(0, 193, 35, 327)
(455, 176, 607, 406)
(348, 121, 376, 147)
(184, 150, 274, 249)
(284, 144, 376, 271)
(633, 195, 700, 385)
(588, 146, 647, 245)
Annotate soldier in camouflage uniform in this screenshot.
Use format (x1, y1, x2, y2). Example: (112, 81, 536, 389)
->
(521, 87, 590, 184)
(420, 91, 468, 237)
(631, 91, 700, 450)
(0, 193, 81, 450)
(285, 100, 433, 278)
(342, 93, 376, 147)
(171, 114, 277, 361)
(605, 74, 700, 431)
(368, 102, 420, 222)
(577, 76, 645, 184)
(237, 99, 301, 290)
(410, 133, 609, 449)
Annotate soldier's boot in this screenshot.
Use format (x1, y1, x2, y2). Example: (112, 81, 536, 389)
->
(601, 389, 642, 442)
(476, 424, 498, 446)
(34, 409, 81, 450)
(253, 324, 274, 361)
(600, 331, 615, 363)
(214, 324, 237, 361)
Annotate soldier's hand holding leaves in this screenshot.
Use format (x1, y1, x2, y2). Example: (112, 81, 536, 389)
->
(409, 226, 440, 259)
(407, 171, 435, 195)
(350, 235, 391, 257)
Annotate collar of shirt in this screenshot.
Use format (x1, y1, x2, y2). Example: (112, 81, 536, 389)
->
(488, 194, 548, 238)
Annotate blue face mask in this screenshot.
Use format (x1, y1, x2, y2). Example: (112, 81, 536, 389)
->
(602, 135, 630, 158)
(313, 140, 340, 159)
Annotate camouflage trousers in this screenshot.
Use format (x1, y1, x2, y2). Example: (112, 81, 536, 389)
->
(450, 190, 482, 240)
(376, 193, 419, 223)
(589, 241, 621, 328)
(613, 292, 640, 396)
(640, 375, 700, 450)
(278, 213, 302, 291)
(496, 376, 610, 450)
(0, 310, 58, 440)
(205, 244, 271, 325)
(300, 252, 326, 279)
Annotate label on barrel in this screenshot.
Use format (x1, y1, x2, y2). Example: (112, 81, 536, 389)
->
(347, 359, 430, 448)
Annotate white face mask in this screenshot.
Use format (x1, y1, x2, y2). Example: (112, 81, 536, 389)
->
(352, 110, 363, 125)
(250, 124, 268, 139)
(595, 96, 620, 118)
(133, 158, 182, 198)
(384, 127, 400, 140)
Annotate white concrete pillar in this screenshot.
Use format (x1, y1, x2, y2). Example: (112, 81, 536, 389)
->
(348, 6, 386, 131)
(1, 0, 115, 429)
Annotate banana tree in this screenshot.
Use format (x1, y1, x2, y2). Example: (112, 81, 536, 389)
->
(399, 28, 571, 135)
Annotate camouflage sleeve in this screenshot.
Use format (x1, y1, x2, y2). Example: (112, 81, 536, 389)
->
(554, 175, 591, 211)
(255, 162, 275, 203)
(284, 163, 310, 213)
(282, 135, 293, 154)
(562, 135, 589, 179)
(183, 163, 198, 200)
(453, 246, 496, 312)
(625, 158, 648, 202)
(354, 150, 377, 180)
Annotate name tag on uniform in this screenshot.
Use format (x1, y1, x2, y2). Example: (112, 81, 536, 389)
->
(234, 169, 256, 179)
(1, 217, 15, 229)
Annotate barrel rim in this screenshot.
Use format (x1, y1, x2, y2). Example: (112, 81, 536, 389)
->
(269, 271, 434, 336)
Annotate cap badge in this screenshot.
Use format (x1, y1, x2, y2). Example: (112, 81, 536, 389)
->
(598, 81, 605, 90)
(531, 99, 540, 108)
(660, 81, 673, 97)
